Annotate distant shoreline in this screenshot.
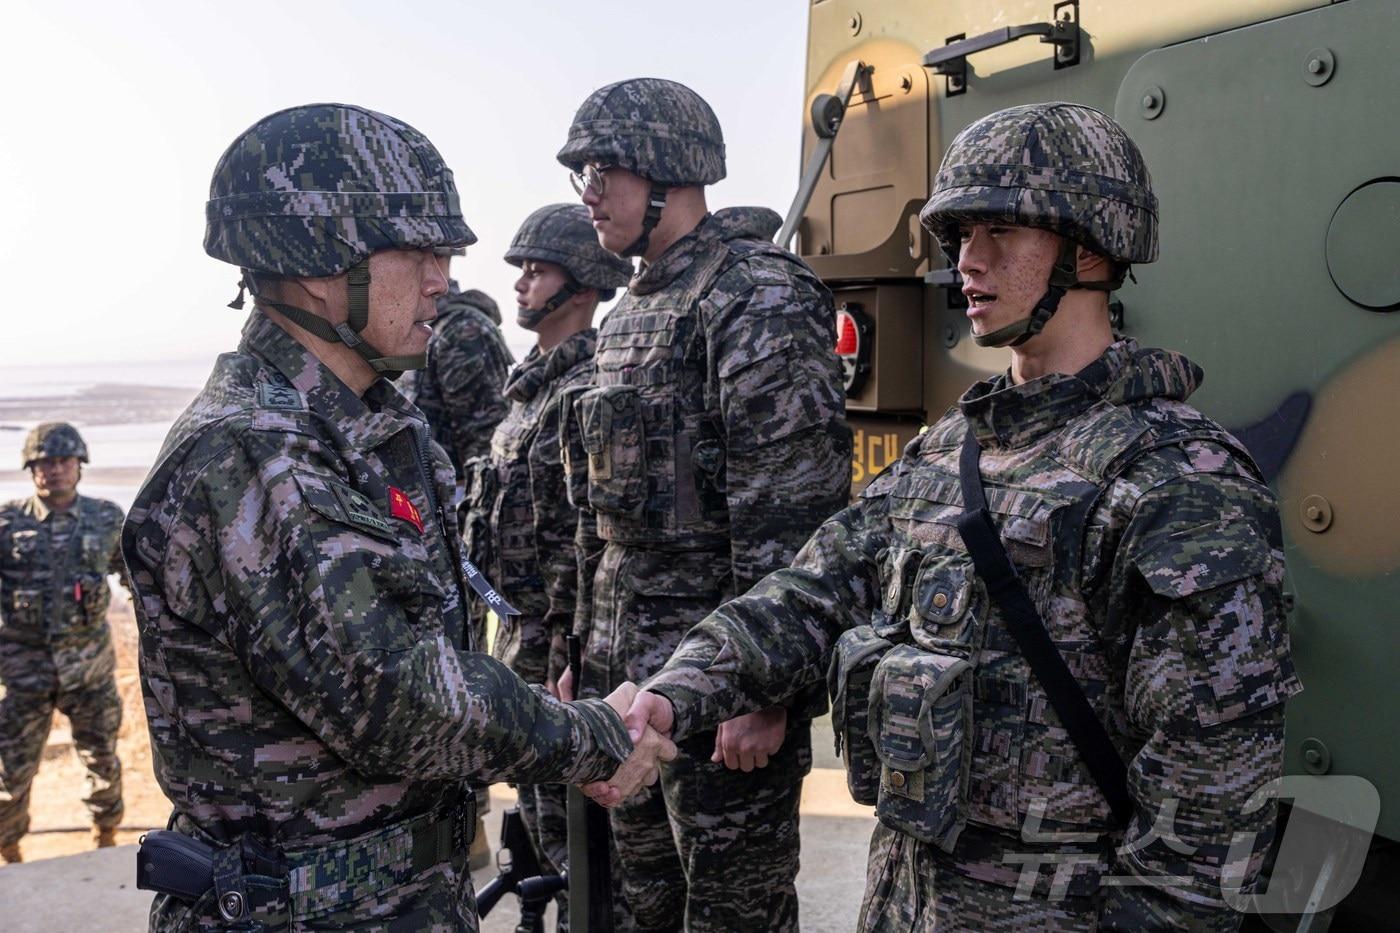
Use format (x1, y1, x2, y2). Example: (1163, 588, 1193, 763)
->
(0, 383, 196, 430)
(0, 467, 153, 487)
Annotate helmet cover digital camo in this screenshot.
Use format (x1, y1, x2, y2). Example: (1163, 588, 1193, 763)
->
(556, 78, 726, 187)
(920, 102, 1158, 265)
(713, 206, 783, 242)
(22, 422, 89, 468)
(504, 204, 633, 291)
(204, 103, 476, 278)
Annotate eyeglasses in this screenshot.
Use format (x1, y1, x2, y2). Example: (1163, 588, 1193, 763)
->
(569, 163, 614, 197)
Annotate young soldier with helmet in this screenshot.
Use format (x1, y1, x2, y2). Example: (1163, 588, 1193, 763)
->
(554, 78, 851, 932)
(122, 102, 674, 931)
(0, 423, 126, 862)
(460, 202, 632, 918)
(618, 103, 1300, 930)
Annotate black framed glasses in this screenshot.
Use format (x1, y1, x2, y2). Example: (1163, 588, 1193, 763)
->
(569, 163, 613, 197)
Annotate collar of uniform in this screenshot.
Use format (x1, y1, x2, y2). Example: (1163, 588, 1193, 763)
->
(241, 312, 421, 452)
(629, 213, 721, 297)
(24, 493, 81, 524)
(959, 339, 1142, 449)
(503, 328, 597, 404)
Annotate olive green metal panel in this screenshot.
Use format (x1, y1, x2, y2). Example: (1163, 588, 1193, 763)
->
(1116, 0, 1400, 841)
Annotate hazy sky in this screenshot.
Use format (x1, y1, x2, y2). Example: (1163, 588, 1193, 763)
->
(1, 0, 810, 369)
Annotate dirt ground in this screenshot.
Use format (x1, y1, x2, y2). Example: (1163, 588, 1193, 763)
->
(0, 593, 172, 866)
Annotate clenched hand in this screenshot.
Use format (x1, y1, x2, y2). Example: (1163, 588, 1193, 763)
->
(712, 706, 787, 771)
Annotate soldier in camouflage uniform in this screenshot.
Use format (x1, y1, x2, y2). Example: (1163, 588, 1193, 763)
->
(0, 423, 126, 863)
(410, 275, 513, 480)
(123, 102, 673, 930)
(621, 103, 1301, 931)
(556, 79, 851, 932)
(460, 202, 632, 925)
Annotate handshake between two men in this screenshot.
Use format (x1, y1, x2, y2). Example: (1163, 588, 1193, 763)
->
(581, 684, 678, 807)
(556, 658, 790, 804)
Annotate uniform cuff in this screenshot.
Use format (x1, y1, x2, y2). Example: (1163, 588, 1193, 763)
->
(563, 697, 633, 783)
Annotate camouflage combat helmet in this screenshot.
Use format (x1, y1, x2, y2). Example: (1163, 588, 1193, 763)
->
(505, 204, 633, 327)
(714, 206, 783, 242)
(920, 102, 1158, 348)
(205, 103, 475, 376)
(22, 422, 88, 469)
(557, 78, 726, 258)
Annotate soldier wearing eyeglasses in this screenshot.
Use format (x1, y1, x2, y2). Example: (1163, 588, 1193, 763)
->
(553, 78, 851, 932)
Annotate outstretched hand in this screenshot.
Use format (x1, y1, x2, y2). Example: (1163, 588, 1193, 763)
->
(581, 685, 677, 807)
(712, 706, 786, 771)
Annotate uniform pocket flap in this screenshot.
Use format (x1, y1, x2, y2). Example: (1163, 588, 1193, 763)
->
(1134, 520, 1272, 600)
(889, 476, 1064, 547)
(869, 645, 971, 771)
(716, 330, 793, 379)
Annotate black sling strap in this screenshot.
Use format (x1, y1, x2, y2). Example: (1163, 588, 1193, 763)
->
(955, 429, 1134, 826)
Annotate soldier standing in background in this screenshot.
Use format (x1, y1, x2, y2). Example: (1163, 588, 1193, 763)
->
(554, 78, 851, 932)
(0, 422, 125, 862)
(123, 102, 673, 930)
(410, 269, 513, 482)
(618, 103, 1301, 931)
(462, 202, 632, 926)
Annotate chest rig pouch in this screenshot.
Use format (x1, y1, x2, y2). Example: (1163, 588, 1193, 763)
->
(582, 242, 734, 544)
(558, 384, 591, 510)
(835, 428, 1131, 853)
(575, 384, 647, 519)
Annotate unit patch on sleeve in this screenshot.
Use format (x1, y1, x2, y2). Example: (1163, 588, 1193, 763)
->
(388, 487, 425, 534)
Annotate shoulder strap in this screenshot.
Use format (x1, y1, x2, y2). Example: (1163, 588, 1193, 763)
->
(954, 429, 1133, 826)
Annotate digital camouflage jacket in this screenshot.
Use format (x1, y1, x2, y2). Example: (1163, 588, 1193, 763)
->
(647, 339, 1300, 931)
(0, 493, 125, 691)
(464, 328, 598, 686)
(411, 284, 514, 478)
(123, 312, 631, 929)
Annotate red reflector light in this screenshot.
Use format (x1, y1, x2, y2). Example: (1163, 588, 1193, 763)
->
(836, 311, 858, 355)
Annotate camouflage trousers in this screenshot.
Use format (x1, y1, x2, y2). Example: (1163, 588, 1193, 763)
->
(0, 638, 123, 846)
(583, 543, 811, 933)
(858, 822, 1106, 932)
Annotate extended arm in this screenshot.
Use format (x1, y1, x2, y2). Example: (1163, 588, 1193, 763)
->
(167, 431, 632, 787)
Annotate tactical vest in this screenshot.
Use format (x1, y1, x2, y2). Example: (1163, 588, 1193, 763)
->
(830, 395, 1262, 890)
(1, 497, 117, 649)
(465, 354, 593, 617)
(570, 233, 801, 548)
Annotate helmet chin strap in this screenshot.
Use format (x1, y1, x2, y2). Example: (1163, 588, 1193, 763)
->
(971, 239, 1121, 349)
(617, 183, 669, 259)
(517, 280, 582, 329)
(234, 260, 426, 380)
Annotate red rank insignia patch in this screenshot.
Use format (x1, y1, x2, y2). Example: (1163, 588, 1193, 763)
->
(387, 487, 424, 534)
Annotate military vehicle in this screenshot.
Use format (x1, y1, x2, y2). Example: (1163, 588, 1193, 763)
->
(783, 0, 1398, 928)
